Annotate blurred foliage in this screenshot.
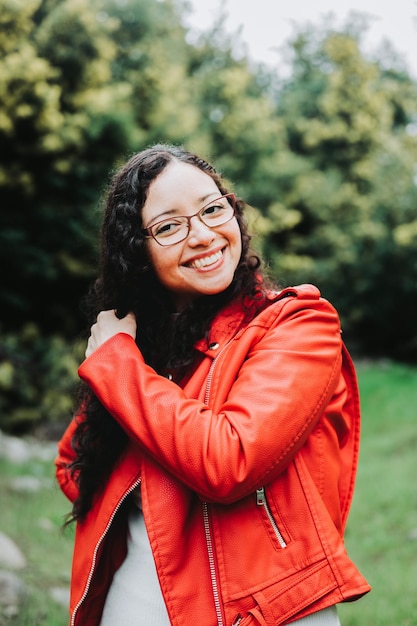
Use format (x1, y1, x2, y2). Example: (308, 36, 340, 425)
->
(1, 1, 417, 432)
(0, 323, 84, 434)
(0, 0, 135, 336)
(262, 16, 417, 358)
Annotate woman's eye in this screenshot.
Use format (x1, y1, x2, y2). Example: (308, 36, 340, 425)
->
(202, 203, 224, 217)
(154, 221, 182, 237)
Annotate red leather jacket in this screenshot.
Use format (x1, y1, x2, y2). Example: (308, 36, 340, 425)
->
(56, 285, 370, 626)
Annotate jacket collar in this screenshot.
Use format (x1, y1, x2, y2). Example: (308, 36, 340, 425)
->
(194, 293, 270, 356)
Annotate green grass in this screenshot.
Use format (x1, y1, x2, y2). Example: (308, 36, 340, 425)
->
(0, 455, 74, 626)
(0, 360, 416, 625)
(338, 360, 417, 626)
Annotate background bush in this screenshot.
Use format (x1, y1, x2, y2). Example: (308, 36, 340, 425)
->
(1, 0, 417, 433)
(0, 325, 83, 435)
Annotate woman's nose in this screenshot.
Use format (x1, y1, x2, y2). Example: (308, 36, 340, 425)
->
(187, 216, 216, 246)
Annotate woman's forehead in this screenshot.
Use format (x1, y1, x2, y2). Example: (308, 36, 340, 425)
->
(142, 162, 220, 222)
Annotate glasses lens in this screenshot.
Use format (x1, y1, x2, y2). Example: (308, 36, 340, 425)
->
(152, 218, 188, 246)
(200, 196, 235, 227)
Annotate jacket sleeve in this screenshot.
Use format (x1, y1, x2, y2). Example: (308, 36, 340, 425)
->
(55, 415, 81, 504)
(77, 294, 343, 503)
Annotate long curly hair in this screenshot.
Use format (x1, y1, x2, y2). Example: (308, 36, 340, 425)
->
(67, 144, 275, 523)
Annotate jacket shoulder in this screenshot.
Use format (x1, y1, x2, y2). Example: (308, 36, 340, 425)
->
(259, 283, 338, 325)
(270, 283, 322, 302)
(200, 285, 336, 352)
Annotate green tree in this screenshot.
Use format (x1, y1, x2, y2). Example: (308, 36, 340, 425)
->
(262, 18, 417, 357)
(2, 0, 417, 363)
(97, 0, 200, 146)
(0, 0, 135, 335)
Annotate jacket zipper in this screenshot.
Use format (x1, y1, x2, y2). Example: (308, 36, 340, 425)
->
(203, 342, 232, 626)
(71, 477, 142, 626)
(256, 487, 287, 548)
(203, 502, 224, 626)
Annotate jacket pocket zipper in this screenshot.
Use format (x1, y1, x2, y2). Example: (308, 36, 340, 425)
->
(256, 487, 287, 548)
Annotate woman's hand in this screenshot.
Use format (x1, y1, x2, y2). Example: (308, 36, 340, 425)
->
(85, 310, 137, 358)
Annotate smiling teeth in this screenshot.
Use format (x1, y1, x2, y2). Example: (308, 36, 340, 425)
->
(189, 250, 222, 269)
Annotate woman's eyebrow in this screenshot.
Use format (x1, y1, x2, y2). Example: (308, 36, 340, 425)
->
(146, 192, 220, 225)
(147, 207, 180, 225)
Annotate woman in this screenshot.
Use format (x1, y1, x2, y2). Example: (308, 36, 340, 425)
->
(56, 144, 370, 626)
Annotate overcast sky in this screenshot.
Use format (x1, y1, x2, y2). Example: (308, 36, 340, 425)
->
(184, 0, 417, 79)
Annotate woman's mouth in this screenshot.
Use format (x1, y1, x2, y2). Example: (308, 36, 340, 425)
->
(187, 249, 223, 269)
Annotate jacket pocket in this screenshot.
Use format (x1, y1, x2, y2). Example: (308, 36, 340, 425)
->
(256, 487, 287, 549)
(228, 561, 337, 626)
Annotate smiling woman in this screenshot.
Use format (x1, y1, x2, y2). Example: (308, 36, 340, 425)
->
(56, 144, 370, 626)
(141, 162, 242, 310)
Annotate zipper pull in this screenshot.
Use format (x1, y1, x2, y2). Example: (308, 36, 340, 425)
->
(256, 487, 265, 505)
(232, 615, 243, 626)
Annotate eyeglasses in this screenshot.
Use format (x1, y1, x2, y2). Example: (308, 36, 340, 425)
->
(142, 194, 236, 246)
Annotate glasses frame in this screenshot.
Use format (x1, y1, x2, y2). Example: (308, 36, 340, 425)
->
(142, 193, 237, 247)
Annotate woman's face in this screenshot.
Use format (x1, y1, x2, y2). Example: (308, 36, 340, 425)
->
(141, 161, 242, 310)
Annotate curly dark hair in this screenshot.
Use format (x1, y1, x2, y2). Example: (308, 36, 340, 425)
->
(67, 144, 275, 523)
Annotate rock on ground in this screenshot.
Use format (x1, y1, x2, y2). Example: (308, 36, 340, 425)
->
(0, 570, 27, 610)
(0, 533, 26, 570)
